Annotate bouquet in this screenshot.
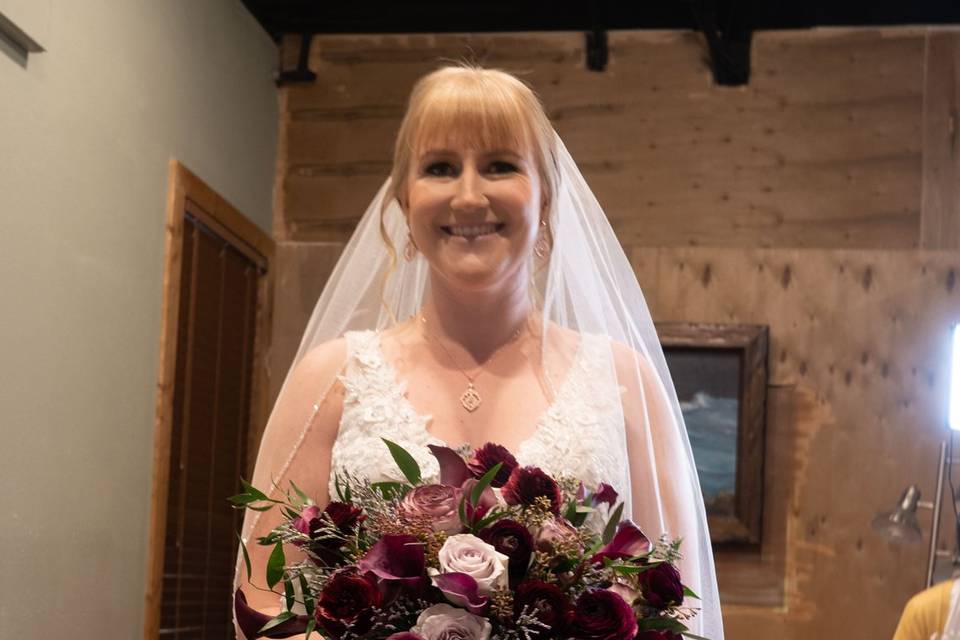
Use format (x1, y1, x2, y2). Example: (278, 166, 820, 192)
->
(232, 439, 703, 640)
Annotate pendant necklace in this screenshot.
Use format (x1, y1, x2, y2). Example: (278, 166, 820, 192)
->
(419, 314, 528, 413)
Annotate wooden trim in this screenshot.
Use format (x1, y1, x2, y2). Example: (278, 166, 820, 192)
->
(144, 160, 274, 640)
(656, 322, 770, 547)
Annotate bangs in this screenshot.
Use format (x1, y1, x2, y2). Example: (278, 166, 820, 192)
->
(408, 80, 534, 157)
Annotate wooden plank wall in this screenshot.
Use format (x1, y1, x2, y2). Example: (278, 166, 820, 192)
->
(265, 26, 960, 639)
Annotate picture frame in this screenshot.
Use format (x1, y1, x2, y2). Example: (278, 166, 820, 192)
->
(655, 322, 769, 547)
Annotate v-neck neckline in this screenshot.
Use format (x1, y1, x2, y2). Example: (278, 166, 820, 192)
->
(370, 331, 587, 452)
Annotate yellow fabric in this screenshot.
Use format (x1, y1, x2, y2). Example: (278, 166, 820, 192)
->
(893, 580, 955, 640)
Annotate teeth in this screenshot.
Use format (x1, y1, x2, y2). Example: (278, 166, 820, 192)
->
(447, 223, 499, 237)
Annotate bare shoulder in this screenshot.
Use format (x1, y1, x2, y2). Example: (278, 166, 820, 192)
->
(278, 337, 350, 418)
(607, 338, 659, 390)
(295, 336, 349, 379)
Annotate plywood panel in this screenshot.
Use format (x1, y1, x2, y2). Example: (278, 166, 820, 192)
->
(633, 247, 960, 639)
(278, 28, 929, 249)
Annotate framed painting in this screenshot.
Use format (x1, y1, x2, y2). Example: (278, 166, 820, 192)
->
(655, 322, 769, 547)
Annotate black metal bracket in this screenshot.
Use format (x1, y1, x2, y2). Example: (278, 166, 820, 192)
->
(276, 32, 317, 86)
(585, 28, 608, 72)
(693, 0, 752, 86)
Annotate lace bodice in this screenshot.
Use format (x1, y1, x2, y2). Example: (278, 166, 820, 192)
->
(328, 330, 630, 502)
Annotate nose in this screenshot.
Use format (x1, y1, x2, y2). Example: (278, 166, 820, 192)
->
(450, 165, 488, 213)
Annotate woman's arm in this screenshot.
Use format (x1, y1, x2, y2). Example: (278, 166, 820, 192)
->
(234, 338, 348, 638)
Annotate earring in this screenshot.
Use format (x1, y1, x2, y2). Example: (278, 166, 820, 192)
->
(534, 219, 550, 259)
(403, 234, 418, 261)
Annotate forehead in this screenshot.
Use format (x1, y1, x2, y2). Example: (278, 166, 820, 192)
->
(410, 95, 534, 158)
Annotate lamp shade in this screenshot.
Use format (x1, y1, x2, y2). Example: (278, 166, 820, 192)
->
(872, 485, 924, 544)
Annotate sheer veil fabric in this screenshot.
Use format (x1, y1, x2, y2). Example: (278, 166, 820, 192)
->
(233, 132, 724, 638)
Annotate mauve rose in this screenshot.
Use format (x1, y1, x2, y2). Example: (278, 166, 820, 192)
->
(514, 580, 572, 634)
(569, 589, 638, 640)
(534, 517, 581, 554)
(502, 466, 562, 514)
(637, 562, 684, 609)
(478, 519, 533, 586)
(436, 534, 509, 595)
(468, 443, 519, 487)
(413, 603, 492, 640)
(400, 484, 464, 534)
(314, 568, 382, 638)
(636, 632, 682, 640)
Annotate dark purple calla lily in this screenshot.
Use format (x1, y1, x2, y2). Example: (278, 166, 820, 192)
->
(428, 444, 473, 486)
(234, 589, 309, 639)
(431, 571, 490, 614)
(357, 534, 427, 589)
(592, 520, 651, 564)
(591, 483, 618, 507)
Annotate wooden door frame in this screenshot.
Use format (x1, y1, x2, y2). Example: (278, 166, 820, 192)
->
(143, 160, 275, 639)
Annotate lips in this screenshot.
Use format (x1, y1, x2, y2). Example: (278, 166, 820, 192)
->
(441, 223, 505, 238)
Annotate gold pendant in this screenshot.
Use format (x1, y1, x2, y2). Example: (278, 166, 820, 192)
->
(460, 384, 482, 412)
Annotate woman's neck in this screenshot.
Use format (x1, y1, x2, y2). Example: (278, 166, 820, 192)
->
(420, 274, 534, 362)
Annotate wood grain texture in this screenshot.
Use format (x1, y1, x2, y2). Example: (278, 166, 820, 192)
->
(278, 28, 928, 248)
(634, 246, 960, 637)
(920, 30, 960, 249)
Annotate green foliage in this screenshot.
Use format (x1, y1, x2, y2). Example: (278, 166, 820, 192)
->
(601, 502, 625, 544)
(266, 542, 286, 589)
(382, 438, 422, 485)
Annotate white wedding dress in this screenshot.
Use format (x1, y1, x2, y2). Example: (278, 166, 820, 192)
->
(328, 330, 631, 502)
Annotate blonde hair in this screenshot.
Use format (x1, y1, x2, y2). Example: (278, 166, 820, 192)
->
(378, 65, 559, 289)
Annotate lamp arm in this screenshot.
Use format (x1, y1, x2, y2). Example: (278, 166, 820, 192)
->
(926, 440, 948, 588)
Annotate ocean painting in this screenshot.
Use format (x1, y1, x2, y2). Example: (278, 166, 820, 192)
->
(663, 348, 740, 519)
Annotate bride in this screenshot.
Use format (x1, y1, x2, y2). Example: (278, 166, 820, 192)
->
(234, 65, 724, 638)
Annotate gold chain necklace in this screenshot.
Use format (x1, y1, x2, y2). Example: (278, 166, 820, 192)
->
(419, 314, 528, 413)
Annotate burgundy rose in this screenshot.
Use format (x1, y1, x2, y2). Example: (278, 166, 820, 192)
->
(314, 568, 382, 638)
(514, 580, 572, 634)
(637, 562, 684, 609)
(386, 634, 426, 640)
(478, 519, 534, 586)
(400, 484, 464, 534)
(468, 443, 519, 488)
(293, 502, 364, 539)
(569, 589, 638, 640)
(636, 632, 682, 640)
(502, 466, 562, 514)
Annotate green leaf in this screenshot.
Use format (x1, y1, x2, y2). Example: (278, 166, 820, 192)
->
(289, 479, 311, 505)
(266, 542, 285, 589)
(304, 618, 317, 640)
(637, 617, 688, 632)
(247, 503, 275, 512)
(683, 585, 701, 600)
(299, 573, 314, 615)
(240, 478, 269, 502)
(236, 533, 252, 580)
(283, 577, 295, 612)
(382, 438, 421, 485)
(601, 502, 625, 545)
(258, 611, 296, 634)
(471, 462, 501, 506)
(227, 493, 257, 506)
(334, 474, 346, 502)
(471, 509, 504, 532)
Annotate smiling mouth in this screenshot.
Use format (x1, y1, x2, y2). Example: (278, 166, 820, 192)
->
(441, 223, 505, 238)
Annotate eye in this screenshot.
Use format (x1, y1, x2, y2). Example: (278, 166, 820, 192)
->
(423, 161, 457, 177)
(488, 161, 518, 174)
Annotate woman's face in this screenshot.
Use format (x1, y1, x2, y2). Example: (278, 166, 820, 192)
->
(403, 139, 544, 292)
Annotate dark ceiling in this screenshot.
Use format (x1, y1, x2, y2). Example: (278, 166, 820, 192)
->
(241, 1, 960, 41)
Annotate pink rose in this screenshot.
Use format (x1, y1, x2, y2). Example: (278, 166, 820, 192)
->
(400, 484, 464, 535)
(413, 603, 492, 640)
(535, 517, 581, 554)
(436, 534, 509, 595)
